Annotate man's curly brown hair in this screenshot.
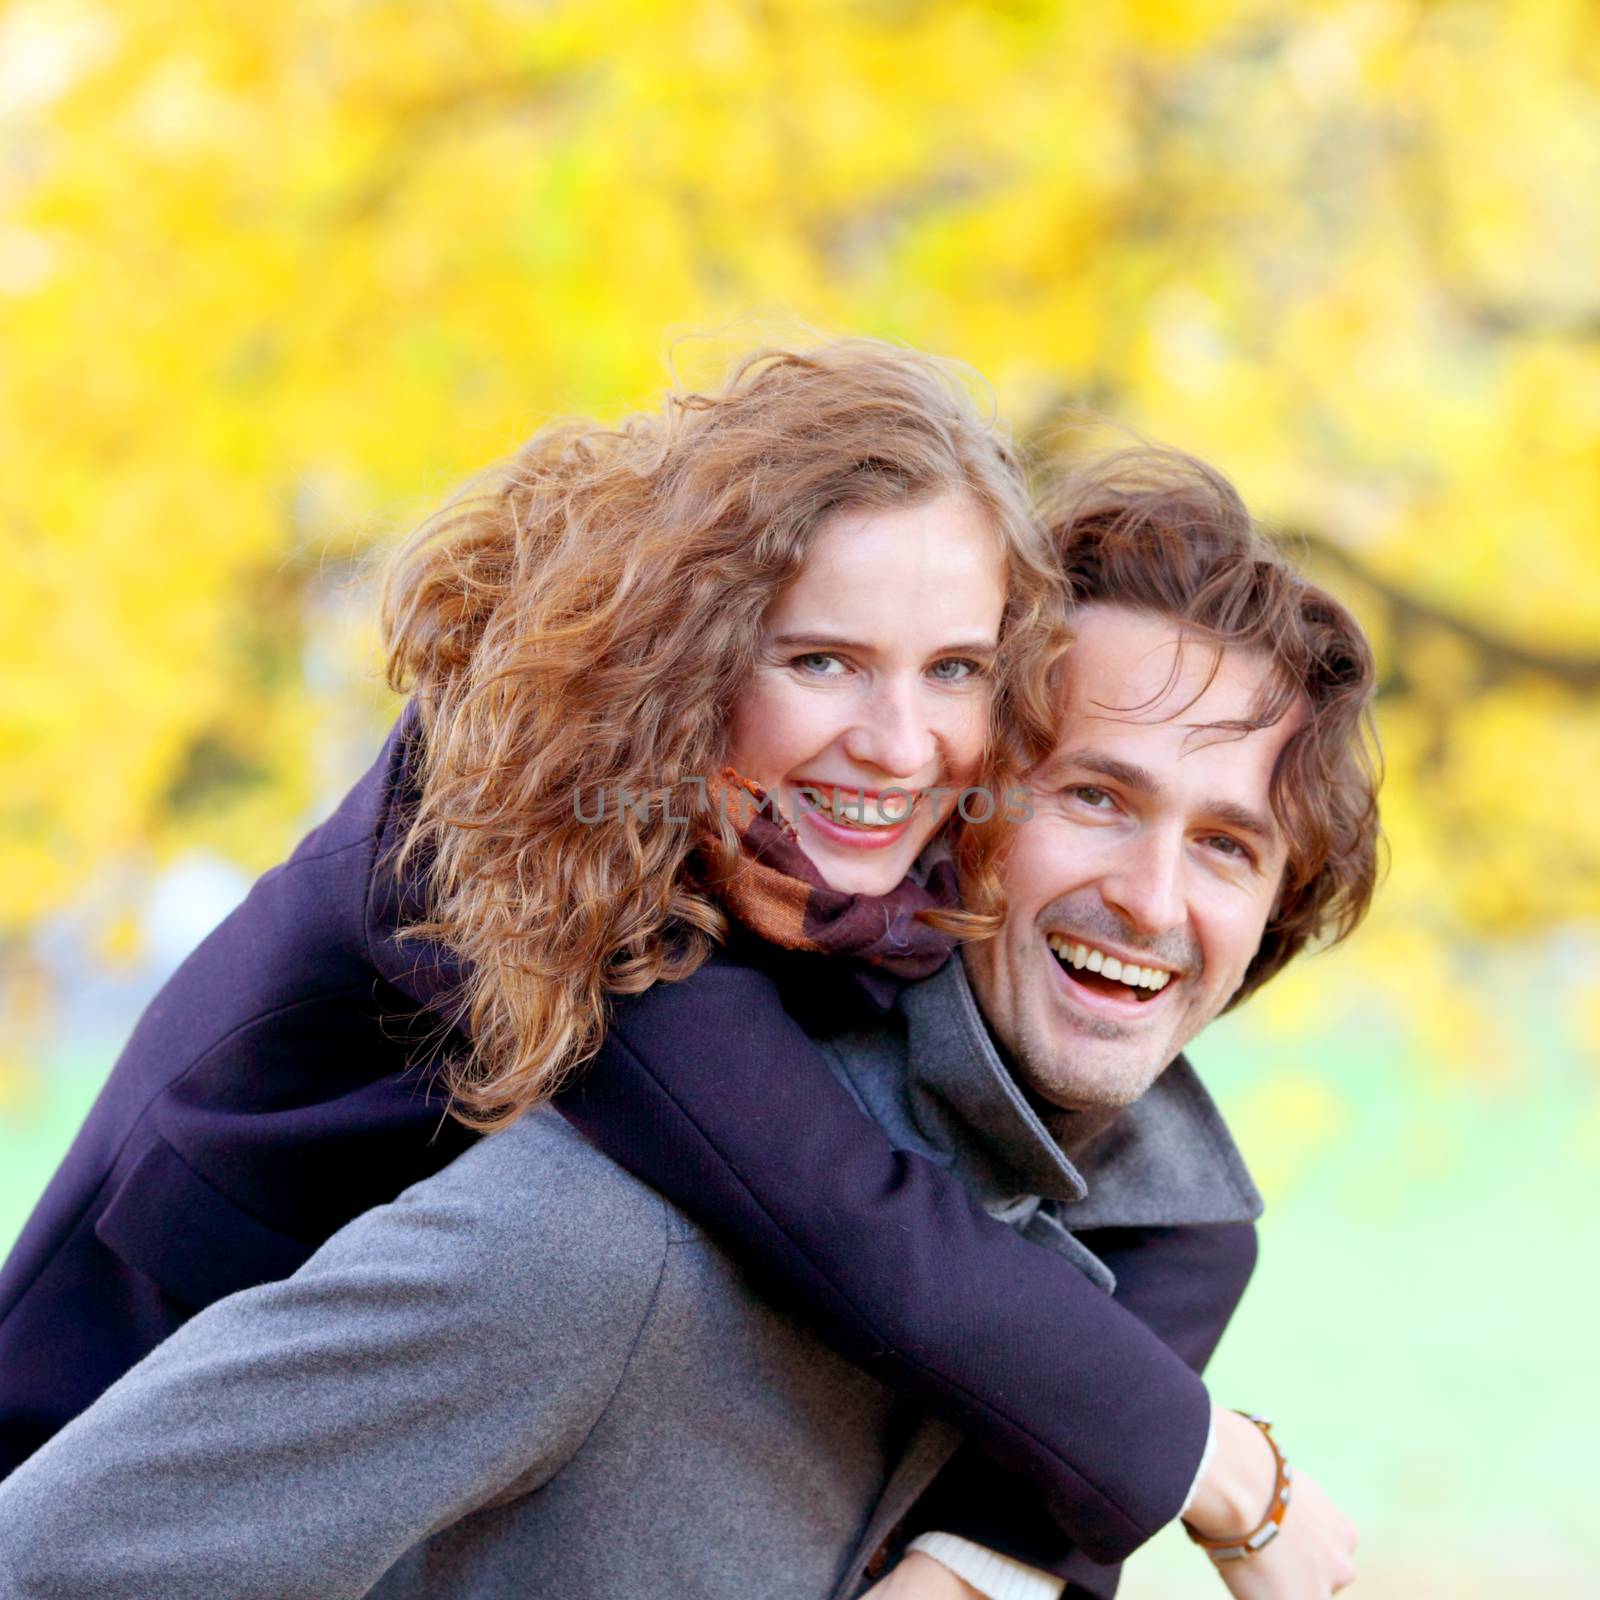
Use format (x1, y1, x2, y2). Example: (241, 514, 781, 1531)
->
(1040, 448, 1382, 1006)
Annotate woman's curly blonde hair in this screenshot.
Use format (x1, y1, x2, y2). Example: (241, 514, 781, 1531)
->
(381, 341, 1069, 1129)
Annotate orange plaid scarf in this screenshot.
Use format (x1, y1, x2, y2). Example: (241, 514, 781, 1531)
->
(699, 770, 961, 981)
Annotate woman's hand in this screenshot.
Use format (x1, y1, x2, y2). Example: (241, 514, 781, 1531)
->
(861, 1550, 985, 1599)
(1205, 1466, 1359, 1598)
(1185, 1406, 1359, 1597)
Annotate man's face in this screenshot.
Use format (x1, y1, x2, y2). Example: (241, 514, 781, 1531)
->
(964, 604, 1305, 1110)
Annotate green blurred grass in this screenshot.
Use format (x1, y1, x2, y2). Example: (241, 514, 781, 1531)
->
(1126, 993, 1599, 1597)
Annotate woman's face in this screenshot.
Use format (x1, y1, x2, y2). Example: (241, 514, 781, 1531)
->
(725, 490, 1008, 896)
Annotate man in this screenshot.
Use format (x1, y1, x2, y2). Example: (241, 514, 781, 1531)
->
(951, 450, 1376, 1596)
(0, 450, 1372, 1598)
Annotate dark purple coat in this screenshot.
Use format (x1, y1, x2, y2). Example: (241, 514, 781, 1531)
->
(0, 714, 1254, 1589)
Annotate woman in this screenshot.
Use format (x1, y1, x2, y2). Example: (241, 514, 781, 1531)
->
(376, 338, 1060, 1125)
(0, 342, 1266, 1596)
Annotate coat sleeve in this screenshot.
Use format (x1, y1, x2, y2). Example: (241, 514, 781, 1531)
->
(0, 1125, 670, 1600)
(0, 710, 475, 1482)
(901, 1221, 1260, 1598)
(557, 959, 1217, 1567)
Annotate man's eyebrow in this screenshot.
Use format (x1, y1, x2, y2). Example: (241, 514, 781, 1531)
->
(768, 632, 999, 658)
(1046, 747, 1278, 842)
(1201, 797, 1278, 843)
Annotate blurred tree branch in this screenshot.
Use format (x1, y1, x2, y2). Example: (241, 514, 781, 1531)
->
(1278, 529, 1600, 693)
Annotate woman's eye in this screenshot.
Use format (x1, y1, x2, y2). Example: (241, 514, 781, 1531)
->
(792, 652, 848, 676)
(928, 656, 986, 683)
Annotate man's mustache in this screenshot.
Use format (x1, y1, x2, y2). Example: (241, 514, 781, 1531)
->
(1035, 897, 1202, 979)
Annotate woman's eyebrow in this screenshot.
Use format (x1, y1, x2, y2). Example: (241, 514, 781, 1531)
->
(769, 632, 998, 657)
(769, 632, 870, 651)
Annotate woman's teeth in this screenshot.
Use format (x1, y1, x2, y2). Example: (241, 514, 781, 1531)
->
(804, 790, 915, 829)
(1046, 934, 1172, 992)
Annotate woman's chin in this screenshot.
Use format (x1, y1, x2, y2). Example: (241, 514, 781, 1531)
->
(795, 819, 929, 896)
(816, 859, 911, 896)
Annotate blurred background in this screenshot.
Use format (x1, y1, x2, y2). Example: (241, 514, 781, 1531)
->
(2, 1, 1598, 1593)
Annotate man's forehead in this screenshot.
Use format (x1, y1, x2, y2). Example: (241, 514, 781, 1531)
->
(1031, 607, 1305, 828)
(1057, 605, 1276, 718)
(1046, 606, 1293, 739)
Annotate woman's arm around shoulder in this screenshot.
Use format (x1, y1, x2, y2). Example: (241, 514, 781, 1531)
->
(559, 952, 1212, 1568)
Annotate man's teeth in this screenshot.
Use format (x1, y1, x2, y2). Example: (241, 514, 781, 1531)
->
(1045, 934, 1172, 992)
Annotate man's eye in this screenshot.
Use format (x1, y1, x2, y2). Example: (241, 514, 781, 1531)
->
(793, 652, 848, 676)
(1205, 834, 1254, 863)
(1069, 785, 1114, 809)
(928, 657, 987, 683)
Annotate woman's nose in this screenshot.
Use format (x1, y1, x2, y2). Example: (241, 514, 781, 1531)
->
(840, 678, 939, 780)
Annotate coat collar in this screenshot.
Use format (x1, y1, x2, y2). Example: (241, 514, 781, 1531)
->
(818, 952, 1262, 1231)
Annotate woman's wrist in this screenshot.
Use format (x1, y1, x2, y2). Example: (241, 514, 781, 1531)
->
(1179, 1404, 1278, 1539)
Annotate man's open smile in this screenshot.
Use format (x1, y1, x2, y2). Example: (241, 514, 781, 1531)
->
(1046, 932, 1173, 994)
(1041, 929, 1182, 1021)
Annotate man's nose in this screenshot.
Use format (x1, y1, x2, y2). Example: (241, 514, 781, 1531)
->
(840, 677, 939, 780)
(1100, 824, 1187, 938)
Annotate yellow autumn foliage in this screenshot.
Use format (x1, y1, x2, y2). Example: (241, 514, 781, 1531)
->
(2, 0, 1597, 1067)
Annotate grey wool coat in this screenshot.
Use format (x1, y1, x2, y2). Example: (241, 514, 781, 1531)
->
(0, 956, 1262, 1600)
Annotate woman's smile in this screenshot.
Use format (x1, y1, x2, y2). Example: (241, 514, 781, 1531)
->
(793, 786, 923, 852)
